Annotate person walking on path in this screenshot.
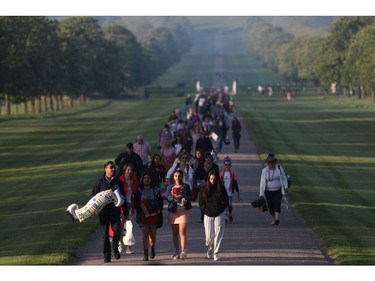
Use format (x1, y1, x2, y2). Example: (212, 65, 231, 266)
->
(92, 161, 128, 263)
(166, 151, 194, 189)
(259, 153, 289, 225)
(133, 135, 153, 175)
(198, 170, 229, 261)
(195, 130, 214, 155)
(217, 112, 229, 152)
(219, 156, 240, 223)
(148, 153, 166, 189)
(160, 139, 175, 173)
(194, 152, 219, 222)
(115, 142, 143, 181)
(118, 163, 140, 254)
(231, 116, 242, 152)
(165, 169, 192, 260)
(133, 173, 164, 261)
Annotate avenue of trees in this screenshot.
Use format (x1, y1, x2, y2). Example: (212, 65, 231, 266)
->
(0, 16, 192, 115)
(245, 16, 375, 99)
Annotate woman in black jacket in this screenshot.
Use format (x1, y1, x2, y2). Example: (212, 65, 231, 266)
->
(194, 152, 219, 222)
(198, 170, 229, 261)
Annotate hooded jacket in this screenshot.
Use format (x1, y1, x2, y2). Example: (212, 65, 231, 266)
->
(198, 182, 229, 217)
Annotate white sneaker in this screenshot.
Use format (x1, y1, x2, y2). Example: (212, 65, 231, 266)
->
(125, 249, 134, 254)
(207, 248, 213, 259)
(172, 252, 180, 260)
(180, 250, 187, 260)
(213, 254, 220, 261)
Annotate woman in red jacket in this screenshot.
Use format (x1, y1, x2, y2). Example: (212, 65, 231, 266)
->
(117, 163, 140, 254)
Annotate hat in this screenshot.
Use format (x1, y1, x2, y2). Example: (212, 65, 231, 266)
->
(127, 142, 134, 149)
(223, 156, 231, 164)
(266, 153, 277, 163)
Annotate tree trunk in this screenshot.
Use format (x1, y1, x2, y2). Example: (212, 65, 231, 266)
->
(49, 95, 54, 112)
(69, 97, 74, 107)
(55, 95, 60, 111)
(36, 96, 42, 113)
(23, 100, 28, 114)
(360, 86, 365, 99)
(5, 94, 11, 116)
(79, 94, 85, 105)
(30, 98, 36, 114)
(43, 95, 48, 112)
(59, 96, 64, 110)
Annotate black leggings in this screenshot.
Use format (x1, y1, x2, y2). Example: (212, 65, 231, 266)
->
(265, 189, 282, 215)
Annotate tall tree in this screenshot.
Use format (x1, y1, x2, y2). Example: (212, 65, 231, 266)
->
(345, 23, 375, 98)
(57, 16, 108, 99)
(316, 16, 375, 86)
(0, 17, 62, 113)
(102, 24, 144, 93)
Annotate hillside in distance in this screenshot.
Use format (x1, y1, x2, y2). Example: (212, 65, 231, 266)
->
(51, 16, 335, 38)
(260, 16, 337, 36)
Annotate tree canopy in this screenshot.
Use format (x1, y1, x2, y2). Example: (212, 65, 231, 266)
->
(0, 16, 193, 115)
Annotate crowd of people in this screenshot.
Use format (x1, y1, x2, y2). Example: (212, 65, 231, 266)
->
(88, 87, 289, 263)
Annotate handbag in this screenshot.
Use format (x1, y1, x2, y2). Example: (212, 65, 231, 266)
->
(251, 196, 268, 212)
(123, 220, 136, 246)
(259, 201, 268, 212)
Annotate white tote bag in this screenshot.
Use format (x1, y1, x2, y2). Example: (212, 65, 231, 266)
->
(122, 220, 136, 246)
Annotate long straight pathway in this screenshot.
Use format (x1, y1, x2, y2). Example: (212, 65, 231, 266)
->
(69, 111, 335, 266)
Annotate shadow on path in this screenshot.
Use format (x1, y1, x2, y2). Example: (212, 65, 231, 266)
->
(69, 111, 335, 266)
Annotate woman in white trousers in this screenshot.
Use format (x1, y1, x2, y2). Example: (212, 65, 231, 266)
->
(198, 170, 229, 261)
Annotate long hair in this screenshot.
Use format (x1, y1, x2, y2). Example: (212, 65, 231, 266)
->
(122, 163, 135, 176)
(139, 172, 154, 190)
(201, 170, 221, 199)
(150, 153, 162, 166)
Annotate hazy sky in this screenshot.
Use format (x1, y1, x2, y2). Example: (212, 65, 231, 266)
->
(2, 1, 370, 16)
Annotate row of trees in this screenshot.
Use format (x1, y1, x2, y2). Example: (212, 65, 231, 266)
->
(245, 16, 375, 99)
(0, 16, 193, 115)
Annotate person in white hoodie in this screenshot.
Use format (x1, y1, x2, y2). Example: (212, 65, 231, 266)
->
(259, 153, 289, 225)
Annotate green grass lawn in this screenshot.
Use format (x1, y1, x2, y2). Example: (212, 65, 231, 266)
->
(236, 92, 375, 264)
(1, 17, 375, 265)
(0, 96, 184, 264)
